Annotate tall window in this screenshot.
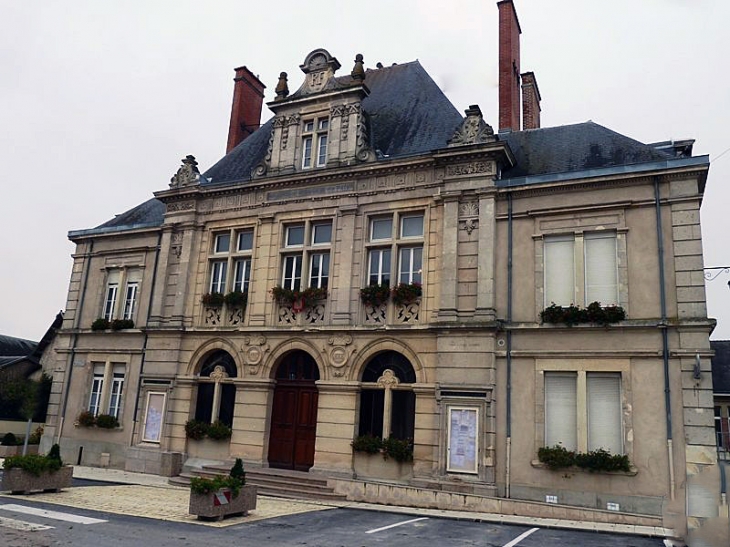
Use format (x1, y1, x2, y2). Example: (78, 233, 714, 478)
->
(302, 118, 329, 169)
(102, 270, 141, 323)
(280, 220, 332, 291)
(194, 351, 237, 427)
(358, 352, 416, 441)
(206, 227, 255, 295)
(544, 231, 618, 306)
(87, 361, 126, 420)
(366, 213, 424, 287)
(544, 371, 622, 454)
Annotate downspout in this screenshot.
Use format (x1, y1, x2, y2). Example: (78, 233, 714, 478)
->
(132, 232, 163, 433)
(58, 239, 93, 443)
(505, 191, 513, 498)
(654, 176, 675, 500)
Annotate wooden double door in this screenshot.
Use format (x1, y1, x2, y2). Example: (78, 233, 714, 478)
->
(268, 352, 320, 471)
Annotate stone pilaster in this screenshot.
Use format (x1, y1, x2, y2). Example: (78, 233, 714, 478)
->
(437, 194, 459, 321)
(310, 381, 359, 477)
(332, 205, 357, 324)
(475, 191, 496, 320)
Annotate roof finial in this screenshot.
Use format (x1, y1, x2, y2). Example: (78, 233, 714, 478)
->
(275, 72, 289, 100)
(351, 53, 365, 81)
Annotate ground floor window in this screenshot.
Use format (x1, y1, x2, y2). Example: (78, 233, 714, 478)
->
(358, 351, 416, 440)
(87, 361, 126, 419)
(194, 350, 237, 427)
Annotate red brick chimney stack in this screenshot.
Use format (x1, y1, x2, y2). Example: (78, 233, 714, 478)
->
(226, 66, 266, 154)
(521, 71, 541, 130)
(498, 0, 521, 132)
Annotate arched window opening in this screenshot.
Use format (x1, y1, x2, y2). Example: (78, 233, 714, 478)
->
(194, 350, 237, 428)
(358, 351, 416, 441)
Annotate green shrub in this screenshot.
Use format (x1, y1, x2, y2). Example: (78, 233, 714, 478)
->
(77, 410, 96, 427)
(184, 419, 209, 440)
(3, 453, 62, 476)
(206, 421, 232, 441)
(28, 426, 43, 445)
(351, 434, 383, 455)
(538, 445, 631, 473)
(47, 443, 63, 466)
(224, 291, 248, 308)
(201, 292, 225, 307)
(540, 302, 626, 326)
(1, 432, 18, 446)
(91, 318, 110, 331)
(95, 414, 119, 429)
(110, 319, 134, 330)
(190, 475, 242, 498)
(382, 437, 414, 463)
(230, 458, 246, 484)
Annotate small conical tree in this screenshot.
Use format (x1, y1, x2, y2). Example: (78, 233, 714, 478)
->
(230, 458, 245, 484)
(47, 443, 63, 466)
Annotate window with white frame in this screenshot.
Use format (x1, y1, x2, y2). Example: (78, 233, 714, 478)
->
(302, 118, 329, 169)
(102, 269, 141, 322)
(206, 227, 255, 296)
(87, 361, 126, 420)
(280, 220, 332, 291)
(366, 213, 424, 287)
(544, 231, 618, 306)
(544, 371, 623, 454)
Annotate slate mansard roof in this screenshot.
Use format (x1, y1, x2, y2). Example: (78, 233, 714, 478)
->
(72, 58, 708, 237)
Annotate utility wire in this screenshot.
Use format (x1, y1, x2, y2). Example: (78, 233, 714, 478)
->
(713, 146, 730, 162)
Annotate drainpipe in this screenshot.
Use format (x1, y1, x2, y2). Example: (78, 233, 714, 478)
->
(132, 232, 163, 432)
(505, 192, 514, 498)
(58, 239, 93, 443)
(654, 176, 675, 500)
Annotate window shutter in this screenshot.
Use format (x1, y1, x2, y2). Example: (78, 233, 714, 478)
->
(584, 232, 618, 305)
(544, 236, 574, 306)
(544, 373, 577, 450)
(587, 373, 622, 454)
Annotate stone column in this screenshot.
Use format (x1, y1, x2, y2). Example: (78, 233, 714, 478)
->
(438, 194, 460, 321)
(475, 191, 497, 320)
(310, 381, 359, 477)
(332, 205, 358, 325)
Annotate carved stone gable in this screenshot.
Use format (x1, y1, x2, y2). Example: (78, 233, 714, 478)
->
(170, 155, 200, 188)
(448, 105, 495, 147)
(298, 49, 342, 95)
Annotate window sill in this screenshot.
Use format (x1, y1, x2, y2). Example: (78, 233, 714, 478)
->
(530, 459, 637, 476)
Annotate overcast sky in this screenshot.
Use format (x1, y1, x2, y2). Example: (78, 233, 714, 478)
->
(2, 0, 729, 342)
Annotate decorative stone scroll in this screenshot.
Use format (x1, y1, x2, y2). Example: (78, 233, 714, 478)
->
(363, 302, 387, 325)
(395, 301, 420, 324)
(459, 201, 479, 235)
(243, 335, 269, 375)
(170, 155, 201, 188)
(447, 105, 495, 147)
(446, 162, 494, 177)
(167, 201, 195, 212)
(326, 334, 355, 377)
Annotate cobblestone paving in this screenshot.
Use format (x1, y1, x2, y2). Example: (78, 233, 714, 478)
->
(2, 485, 336, 527)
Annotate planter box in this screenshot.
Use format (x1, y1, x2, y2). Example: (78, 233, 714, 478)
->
(186, 438, 230, 461)
(353, 452, 413, 481)
(189, 485, 257, 520)
(0, 445, 39, 458)
(1, 466, 73, 494)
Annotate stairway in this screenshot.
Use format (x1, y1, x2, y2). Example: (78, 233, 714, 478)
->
(169, 464, 348, 502)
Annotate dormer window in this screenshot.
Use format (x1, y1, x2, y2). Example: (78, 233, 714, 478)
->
(302, 117, 329, 169)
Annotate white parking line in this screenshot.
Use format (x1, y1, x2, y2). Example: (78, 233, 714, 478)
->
(0, 504, 107, 524)
(0, 515, 53, 532)
(502, 527, 539, 547)
(366, 517, 429, 534)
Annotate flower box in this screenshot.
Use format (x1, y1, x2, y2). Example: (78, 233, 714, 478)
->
(353, 452, 413, 481)
(0, 445, 39, 458)
(189, 485, 257, 520)
(1, 466, 73, 494)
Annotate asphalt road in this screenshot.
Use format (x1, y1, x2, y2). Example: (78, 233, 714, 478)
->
(0, 498, 666, 547)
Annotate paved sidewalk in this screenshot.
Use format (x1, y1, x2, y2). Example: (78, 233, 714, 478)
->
(0, 463, 674, 537)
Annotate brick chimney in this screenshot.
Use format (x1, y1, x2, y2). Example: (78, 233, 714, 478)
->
(521, 71, 541, 130)
(226, 66, 266, 154)
(498, 0, 521, 132)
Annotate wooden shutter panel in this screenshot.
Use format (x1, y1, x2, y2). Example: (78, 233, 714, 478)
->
(584, 232, 618, 305)
(544, 236, 575, 306)
(544, 372, 577, 450)
(587, 373, 622, 454)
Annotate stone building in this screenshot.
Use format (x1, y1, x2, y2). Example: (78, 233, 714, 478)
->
(42, 1, 724, 542)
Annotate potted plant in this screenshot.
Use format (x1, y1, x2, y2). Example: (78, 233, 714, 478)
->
(110, 318, 135, 330)
(1, 443, 73, 495)
(351, 434, 414, 481)
(360, 283, 391, 307)
(540, 301, 626, 326)
(201, 292, 225, 307)
(391, 282, 422, 306)
(188, 458, 257, 520)
(270, 286, 327, 311)
(95, 413, 120, 429)
(76, 410, 96, 427)
(91, 318, 110, 331)
(537, 445, 631, 473)
(224, 291, 248, 309)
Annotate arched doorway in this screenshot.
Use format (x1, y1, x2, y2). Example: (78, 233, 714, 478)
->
(268, 350, 320, 471)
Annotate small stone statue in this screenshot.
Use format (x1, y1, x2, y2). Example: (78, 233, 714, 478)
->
(170, 155, 200, 188)
(351, 54, 365, 81)
(275, 72, 289, 100)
